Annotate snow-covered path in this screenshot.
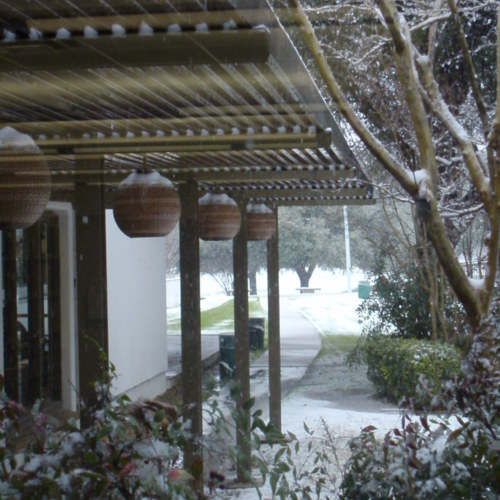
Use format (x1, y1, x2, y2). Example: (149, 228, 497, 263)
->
(194, 270, 402, 498)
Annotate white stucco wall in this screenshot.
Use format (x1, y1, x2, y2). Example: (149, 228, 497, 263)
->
(166, 277, 181, 309)
(105, 211, 167, 399)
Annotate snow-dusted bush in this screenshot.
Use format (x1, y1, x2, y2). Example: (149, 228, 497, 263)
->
(340, 312, 500, 498)
(356, 265, 460, 342)
(353, 335, 460, 408)
(0, 359, 200, 498)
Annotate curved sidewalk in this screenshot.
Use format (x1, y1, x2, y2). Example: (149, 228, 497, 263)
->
(250, 296, 322, 414)
(165, 296, 323, 416)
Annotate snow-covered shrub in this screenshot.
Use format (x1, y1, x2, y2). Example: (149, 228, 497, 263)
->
(352, 335, 460, 408)
(356, 264, 461, 342)
(340, 311, 500, 499)
(0, 359, 202, 498)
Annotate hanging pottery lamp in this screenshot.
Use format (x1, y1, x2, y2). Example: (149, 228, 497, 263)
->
(247, 203, 276, 240)
(113, 170, 180, 238)
(199, 193, 241, 241)
(0, 126, 51, 229)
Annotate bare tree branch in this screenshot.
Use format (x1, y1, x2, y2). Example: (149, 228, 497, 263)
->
(447, 0, 490, 138)
(378, 0, 439, 191)
(287, 0, 417, 195)
(415, 54, 491, 205)
(482, 5, 500, 313)
(286, 0, 498, 327)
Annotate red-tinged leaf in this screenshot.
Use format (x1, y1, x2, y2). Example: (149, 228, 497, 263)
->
(420, 416, 430, 431)
(447, 427, 463, 443)
(362, 425, 377, 433)
(168, 467, 193, 482)
(393, 428, 402, 437)
(120, 462, 135, 477)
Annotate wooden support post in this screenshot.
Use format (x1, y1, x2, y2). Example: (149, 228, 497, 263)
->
(26, 223, 44, 404)
(2, 229, 18, 400)
(267, 207, 281, 432)
(178, 180, 203, 488)
(233, 199, 251, 483)
(47, 218, 62, 401)
(74, 166, 108, 425)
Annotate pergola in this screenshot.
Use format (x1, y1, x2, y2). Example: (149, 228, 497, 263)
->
(0, 0, 373, 486)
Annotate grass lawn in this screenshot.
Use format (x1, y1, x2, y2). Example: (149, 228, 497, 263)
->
(167, 296, 265, 334)
(319, 334, 359, 356)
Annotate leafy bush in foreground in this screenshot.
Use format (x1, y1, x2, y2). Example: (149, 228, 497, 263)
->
(350, 335, 461, 408)
(0, 360, 199, 499)
(341, 312, 500, 499)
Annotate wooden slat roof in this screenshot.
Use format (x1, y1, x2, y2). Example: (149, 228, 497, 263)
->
(0, 0, 374, 206)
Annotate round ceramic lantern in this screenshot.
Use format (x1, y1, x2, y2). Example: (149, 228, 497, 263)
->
(247, 203, 276, 240)
(113, 170, 180, 238)
(198, 193, 241, 241)
(0, 126, 51, 229)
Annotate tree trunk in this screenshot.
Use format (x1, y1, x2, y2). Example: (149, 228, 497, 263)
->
(287, 0, 499, 328)
(249, 270, 257, 295)
(296, 265, 316, 288)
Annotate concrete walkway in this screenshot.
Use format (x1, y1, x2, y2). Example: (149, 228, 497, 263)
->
(251, 297, 322, 415)
(165, 296, 322, 416)
(166, 333, 220, 388)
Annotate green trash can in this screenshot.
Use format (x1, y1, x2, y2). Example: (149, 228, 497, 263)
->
(358, 280, 371, 299)
(249, 317, 265, 350)
(219, 335, 235, 379)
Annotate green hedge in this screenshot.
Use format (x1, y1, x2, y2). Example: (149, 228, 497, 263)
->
(341, 314, 500, 499)
(361, 336, 461, 407)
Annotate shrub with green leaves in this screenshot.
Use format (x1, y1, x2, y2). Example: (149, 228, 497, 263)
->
(356, 264, 459, 341)
(354, 335, 461, 408)
(0, 359, 202, 499)
(340, 311, 500, 499)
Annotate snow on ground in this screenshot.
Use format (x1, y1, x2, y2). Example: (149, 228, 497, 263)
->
(167, 269, 367, 336)
(186, 269, 405, 498)
(257, 268, 367, 335)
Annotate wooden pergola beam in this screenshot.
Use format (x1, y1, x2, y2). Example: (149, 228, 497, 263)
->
(74, 161, 109, 427)
(178, 180, 203, 488)
(25, 9, 275, 34)
(0, 30, 270, 73)
(23, 130, 332, 156)
(232, 199, 251, 483)
(267, 207, 281, 432)
(276, 197, 376, 206)
(42, 167, 351, 187)
(4, 113, 310, 138)
(218, 187, 369, 198)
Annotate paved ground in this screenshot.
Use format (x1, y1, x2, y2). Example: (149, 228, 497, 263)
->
(165, 296, 322, 410)
(166, 333, 220, 381)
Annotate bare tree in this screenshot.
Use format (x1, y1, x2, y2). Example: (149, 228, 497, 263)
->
(286, 0, 499, 328)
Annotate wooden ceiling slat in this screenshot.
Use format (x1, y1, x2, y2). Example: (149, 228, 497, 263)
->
(178, 102, 324, 118)
(0, 30, 270, 72)
(48, 166, 350, 185)
(29, 130, 327, 156)
(198, 65, 277, 132)
(24, 9, 272, 33)
(274, 198, 375, 207)
(0, 0, 373, 206)
(199, 186, 369, 199)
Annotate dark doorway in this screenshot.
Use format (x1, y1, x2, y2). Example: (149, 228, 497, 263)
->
(2, 214, 62, 406)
